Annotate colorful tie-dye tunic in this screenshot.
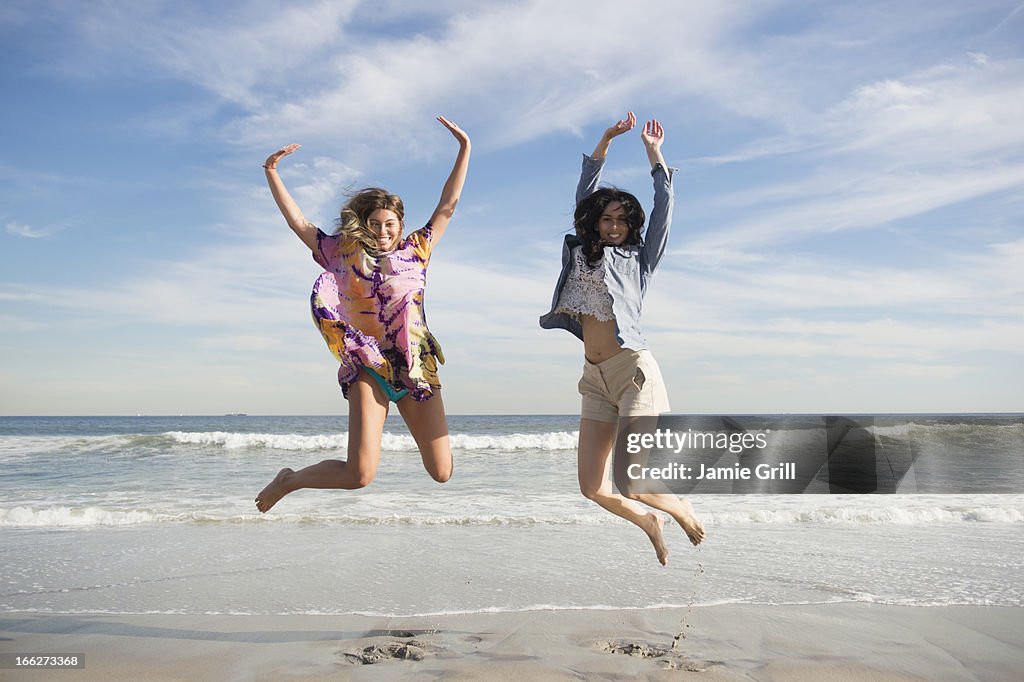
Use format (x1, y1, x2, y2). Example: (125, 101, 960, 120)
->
(311, 223, 444, 401)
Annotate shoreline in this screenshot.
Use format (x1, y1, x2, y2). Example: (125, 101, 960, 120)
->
(3, 603, 1022, 681)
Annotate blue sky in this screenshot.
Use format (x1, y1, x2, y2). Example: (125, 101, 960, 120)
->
(1, 0, 1022, 415)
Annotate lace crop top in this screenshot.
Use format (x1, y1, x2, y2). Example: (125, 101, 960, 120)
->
(553, 246, 615, 321)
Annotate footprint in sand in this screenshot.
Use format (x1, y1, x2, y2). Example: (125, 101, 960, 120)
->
(342, 633, 446, 665)
(597, 639, 717, 673)
(597, 640, 668, 658)
(344, 639, 427, 664)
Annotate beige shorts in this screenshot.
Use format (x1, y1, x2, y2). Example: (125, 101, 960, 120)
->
(578, 349, 671, 423)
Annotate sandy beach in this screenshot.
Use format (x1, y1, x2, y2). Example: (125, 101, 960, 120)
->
(4, 416, 1022, 679)
(2, 604, 1022, 681)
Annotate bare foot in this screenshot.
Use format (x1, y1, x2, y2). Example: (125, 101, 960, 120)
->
(255, 468, 295, 513)
(640, 512, 669, 566)
(672, 498, 705, 546)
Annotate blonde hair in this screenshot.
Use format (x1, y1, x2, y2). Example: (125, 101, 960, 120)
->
(334, 187, 405, 256)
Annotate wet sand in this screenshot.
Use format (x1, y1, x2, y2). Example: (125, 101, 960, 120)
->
(1, 603, 1022, 680)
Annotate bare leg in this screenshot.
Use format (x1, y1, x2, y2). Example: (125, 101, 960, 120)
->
(397, 389, 452, 482)
(613, 417, 705, 546)
(255, 370, 389, 512)
(578, 418, 670, 565)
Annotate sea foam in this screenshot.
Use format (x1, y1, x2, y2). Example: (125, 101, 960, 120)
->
(3, 503, 1022, 528)
(164, 430, 580, 451)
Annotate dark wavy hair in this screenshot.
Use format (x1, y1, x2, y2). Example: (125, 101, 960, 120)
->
(573, 187, 645, 266)
(334, 187, 405, 256)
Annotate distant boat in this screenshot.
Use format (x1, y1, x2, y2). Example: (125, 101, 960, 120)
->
(224, 413, 248, 417)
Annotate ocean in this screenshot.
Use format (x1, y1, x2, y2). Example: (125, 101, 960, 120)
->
(1, 414, 1021, 616)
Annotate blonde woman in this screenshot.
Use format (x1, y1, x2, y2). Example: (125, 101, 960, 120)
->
(256, 116, 470, 512)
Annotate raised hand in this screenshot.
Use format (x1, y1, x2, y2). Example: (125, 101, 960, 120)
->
(592, 111, 636, 159)
(437, 115, 470, 148)
(640, 119, 667, 170)
(603, 111, 636, 140)
(641, 119, 664, 149)
(264, 143, 301, 171)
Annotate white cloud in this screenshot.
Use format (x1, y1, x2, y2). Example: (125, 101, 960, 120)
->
(62, 1, 360, 105)
(226, 0, 759, 153)
(683, 162, 1024, 253)
(821, 56, 1024, 162)
(280, 157, 364, 225)
(5, 221, 53, 238)
(662, 235, 1024, 316)
(680, 52, 1024, 253)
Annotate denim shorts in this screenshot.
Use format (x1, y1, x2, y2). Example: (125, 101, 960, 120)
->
(578, 349, 670, 423)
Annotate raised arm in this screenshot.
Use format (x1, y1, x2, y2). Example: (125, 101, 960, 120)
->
(428, 115, 471, 243)
(263, 144, 318, 252)
(577, 112, 635, 204)
(640, 119, 674, 276)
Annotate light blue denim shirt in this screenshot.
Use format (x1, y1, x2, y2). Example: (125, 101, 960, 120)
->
(539, 154, 676, 350)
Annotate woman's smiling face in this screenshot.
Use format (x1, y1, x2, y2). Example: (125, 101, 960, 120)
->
(597, 201, 629, 246)
(367, 208, 403, 253)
